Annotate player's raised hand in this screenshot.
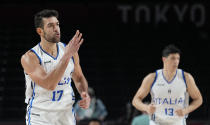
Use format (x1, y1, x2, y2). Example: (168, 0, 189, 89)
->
(175, 109, 185, 117)
(146, 104, 156, 115)
(79, 92, 90, 109)
(65, 30, 84, 57)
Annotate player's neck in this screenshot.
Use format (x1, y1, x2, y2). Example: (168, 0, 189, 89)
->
(40, 40, 57, 57)
(163, 68, 177, 80)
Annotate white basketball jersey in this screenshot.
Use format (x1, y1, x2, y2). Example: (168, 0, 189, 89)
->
(150, 69, 189, 125)
(24, 42, 75, 111)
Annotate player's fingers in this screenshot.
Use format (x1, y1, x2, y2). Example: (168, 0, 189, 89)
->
(75, 30, 80, 37)
(70, 30, 79, 44)
(79, 102, 88, 109)
(69, 36, 76, 45)
(80, 105, 88, 109)
(175, 110, 182, 116)
(79, 102, 87, 107)
(78, 39, 84, 47)
(79, 103, 85, 107)
(77, 33, 82, 41)
(79, 99, 84, 105)
(79, 99, 87, 105)
(79, 104, 86, 109)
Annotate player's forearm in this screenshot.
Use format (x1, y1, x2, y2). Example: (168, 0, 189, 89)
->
(132, 97, 148, 112)
(75, 76, 88, 94)
(184, 97, 203, 115)
(43, 53, 72, 90)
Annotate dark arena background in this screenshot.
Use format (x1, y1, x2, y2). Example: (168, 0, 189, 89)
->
(0, 0, 209, 125)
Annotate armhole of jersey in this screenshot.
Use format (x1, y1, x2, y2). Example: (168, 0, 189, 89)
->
(28, 82, 36, 125)
(151, 71, 158, 89)
(181, 69, 187, 88)
(62, 42, 66, 47)
(72, 56, 75, 64)
(30, 49, 42, 64)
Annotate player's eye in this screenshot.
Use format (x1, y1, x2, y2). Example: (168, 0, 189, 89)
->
(47, 24, 53, 27)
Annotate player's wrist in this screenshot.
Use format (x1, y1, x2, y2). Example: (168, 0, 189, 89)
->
(182, 108, 188, 115)
(145, 104, 150, 114)
(63, 52, 73, 61)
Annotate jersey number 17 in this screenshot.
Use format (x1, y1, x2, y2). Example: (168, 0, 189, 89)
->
(52, 90, 63, 101)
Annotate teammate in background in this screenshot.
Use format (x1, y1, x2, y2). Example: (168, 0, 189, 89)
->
(21, 9, 90, 125)
(132, 44, 203, 125)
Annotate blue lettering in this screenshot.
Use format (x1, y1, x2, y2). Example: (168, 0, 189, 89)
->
(58, 77, 71, 85)
(153, 97, 184, 105)
(169, 98, 177, 105)
(162, 98, 168, 104)
(178, 98, 183, 104)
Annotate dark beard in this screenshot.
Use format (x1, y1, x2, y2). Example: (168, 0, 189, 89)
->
(43, 32, 60, 43)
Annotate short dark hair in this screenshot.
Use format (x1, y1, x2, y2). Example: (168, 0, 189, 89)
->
(34, 9, 59, 28)
(162, 44, 181, 57)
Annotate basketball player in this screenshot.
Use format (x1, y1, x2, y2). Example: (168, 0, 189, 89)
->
(132, 44, 203, 125)
(21, 9, 90, 125)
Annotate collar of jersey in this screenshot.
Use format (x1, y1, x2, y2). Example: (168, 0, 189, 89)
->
(162, 69, 177, 84)
(39, 42, 59, 60)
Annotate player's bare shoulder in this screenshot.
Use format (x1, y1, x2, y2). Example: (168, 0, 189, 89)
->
(21, 51, 40, 72)
(145, 72, 156, 83)
(147, 72, 156, 79)
(141, 72, 157, 88)
(183, 71, 192, 78)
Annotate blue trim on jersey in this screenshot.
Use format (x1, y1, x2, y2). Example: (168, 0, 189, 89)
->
(151, 71, 158, 89)
(72, 107, 76, 125)
(153, 114, 156, 121)
(72, 57, 75, 64)
(28, 82, 35, 125)
(162, 69, 177, 84)
(39, 43, 59, 60)
(70, 82, 76, 100)
(62, 42, 66, 47)
(72, 92, 76, 100)
(30, 49, 42, 64)
(181, 69, 187, 87)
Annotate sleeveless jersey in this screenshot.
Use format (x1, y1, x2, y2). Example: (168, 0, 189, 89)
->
(24, 42, 75, 111)
(150, 69, 189, 124)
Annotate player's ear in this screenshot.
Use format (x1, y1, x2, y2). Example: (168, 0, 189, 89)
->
(162, 57, 165, 62)
(36, 28, 43, 36)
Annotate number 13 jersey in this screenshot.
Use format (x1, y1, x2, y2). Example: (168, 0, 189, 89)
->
(150, 69, 189, 125)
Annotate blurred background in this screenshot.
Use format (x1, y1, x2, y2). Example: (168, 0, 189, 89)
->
(0, 0, 209, 125)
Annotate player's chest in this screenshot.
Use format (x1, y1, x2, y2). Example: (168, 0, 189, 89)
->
(152, 78, 186, 97)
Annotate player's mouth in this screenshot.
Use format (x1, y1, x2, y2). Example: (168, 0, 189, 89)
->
(55, 33, 60, 37)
